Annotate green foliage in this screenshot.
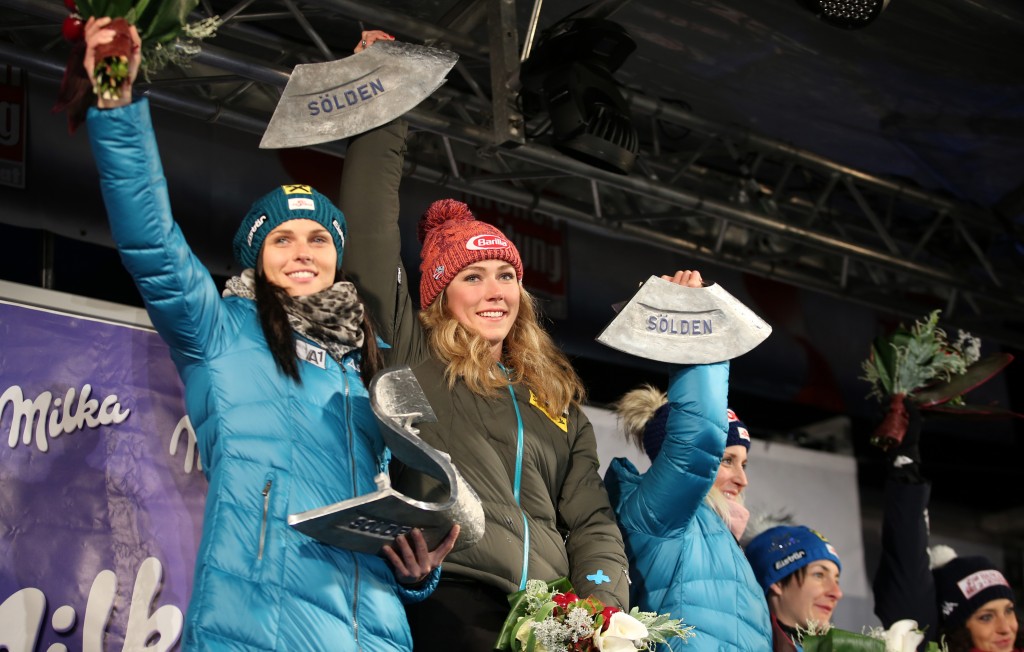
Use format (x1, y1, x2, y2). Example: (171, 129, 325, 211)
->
(861, 310, 979, 402)
(76, 0, 201, 44)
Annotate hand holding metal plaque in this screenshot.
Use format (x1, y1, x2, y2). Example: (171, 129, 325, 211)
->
(260, 41, 458, 149)
(596, 276, 772, 363)
(288, 366, 485, 554)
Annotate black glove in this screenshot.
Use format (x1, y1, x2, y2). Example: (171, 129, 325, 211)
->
(887, 401, 924, 483)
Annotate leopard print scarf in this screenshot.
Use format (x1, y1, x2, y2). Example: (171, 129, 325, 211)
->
(223, 269, 364, 363)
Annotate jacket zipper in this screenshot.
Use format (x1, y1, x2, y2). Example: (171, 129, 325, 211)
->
(341, 364, 363, 651)
(499, 363, 530, 591)
(258, 479, 272, 561)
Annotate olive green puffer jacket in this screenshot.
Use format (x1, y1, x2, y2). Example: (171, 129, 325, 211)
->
(340, 120, 629, 608)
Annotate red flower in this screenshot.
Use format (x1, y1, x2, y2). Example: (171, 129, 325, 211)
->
(600, 606, 621, 631)
(552, 592, 579, 614)
(61, 15, 83, 42)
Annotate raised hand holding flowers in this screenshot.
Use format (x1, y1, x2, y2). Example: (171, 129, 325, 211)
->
(860, 309, 1017, 450)
(55, 0, 218, 130)
(84, 17, 141, 108)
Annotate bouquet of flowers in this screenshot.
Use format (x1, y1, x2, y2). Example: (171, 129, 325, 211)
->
(801, 619, 946, 652)
(495, 577, 694, 651)
(860, 309, 1017, 450)
(55, 0, 220, 130)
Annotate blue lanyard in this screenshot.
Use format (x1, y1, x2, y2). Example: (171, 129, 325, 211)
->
(499, 363, 530, 590)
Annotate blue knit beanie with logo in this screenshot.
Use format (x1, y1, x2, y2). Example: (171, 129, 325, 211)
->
(232, 184, 347, 270)
(745, 525, 842, 593)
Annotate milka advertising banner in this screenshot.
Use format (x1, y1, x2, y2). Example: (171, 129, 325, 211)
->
(0, 293, 205, 651)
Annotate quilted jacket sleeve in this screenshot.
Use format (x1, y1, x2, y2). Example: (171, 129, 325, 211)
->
(872, 479, 939, 642)
(614, 362, 729, 538)
(560, 409, 631, 608)
(338, 119, 429, 365)
(87, 99, 225, 359)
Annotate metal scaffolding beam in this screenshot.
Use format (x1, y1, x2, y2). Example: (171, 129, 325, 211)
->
(2, 0, 1022, 348)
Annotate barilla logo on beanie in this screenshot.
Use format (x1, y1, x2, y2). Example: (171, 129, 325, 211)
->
(958, 570, 1010, 599)
(466, 234, 510, 250)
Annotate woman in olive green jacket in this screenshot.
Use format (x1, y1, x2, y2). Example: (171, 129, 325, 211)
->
(338, 32, 629, 651)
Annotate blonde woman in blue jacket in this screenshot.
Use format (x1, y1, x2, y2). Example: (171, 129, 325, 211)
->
(604, 270, 772, 651)
(83, 18, 456, 650)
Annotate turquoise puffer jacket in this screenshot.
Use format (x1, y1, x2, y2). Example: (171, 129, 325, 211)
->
(87, 99, 435, 651)
(604, 363, 772, 651)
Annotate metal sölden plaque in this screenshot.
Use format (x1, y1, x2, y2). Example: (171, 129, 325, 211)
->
(596, 276, 772, 364)
(261, 41, 459, 149)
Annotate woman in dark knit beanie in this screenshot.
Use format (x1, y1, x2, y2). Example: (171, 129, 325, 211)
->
(872, 405, 1020, 652)
(932, 549, 1021, 652)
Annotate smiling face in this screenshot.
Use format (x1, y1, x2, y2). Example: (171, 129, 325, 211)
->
(770, 560, 843, 629)
(259, 219, 337, 296)
(443, 259, 521, 360)
(713, 444, 749, 501)
(965, 599, 1019, 652)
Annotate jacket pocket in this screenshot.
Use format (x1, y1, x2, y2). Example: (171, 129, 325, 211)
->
(257, 477, 273, 561)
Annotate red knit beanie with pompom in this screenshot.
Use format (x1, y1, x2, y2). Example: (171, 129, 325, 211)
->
(417, 198, 524, 309)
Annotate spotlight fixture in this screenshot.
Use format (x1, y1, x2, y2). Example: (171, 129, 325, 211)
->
(797, 0, 892, 29)
(520, 17, 639, 175)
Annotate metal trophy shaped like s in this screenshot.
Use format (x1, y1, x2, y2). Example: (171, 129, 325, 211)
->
(260, 41, 458, 149)
(597, 276, 772, 363)
(288, 366, 484, 554)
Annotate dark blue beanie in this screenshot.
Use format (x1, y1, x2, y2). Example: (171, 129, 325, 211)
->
(642, 403, 671, 460)
(933, 555, 1015, 630)
(727, 408, 751, 450)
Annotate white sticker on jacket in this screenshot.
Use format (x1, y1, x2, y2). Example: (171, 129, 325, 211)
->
(295, 339, 327, 369)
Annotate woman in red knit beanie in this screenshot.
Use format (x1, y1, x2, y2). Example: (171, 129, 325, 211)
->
(341, 31, 629, 651)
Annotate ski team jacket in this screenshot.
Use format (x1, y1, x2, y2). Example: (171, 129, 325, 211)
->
(339, 120, 630, 608)
(87, 99, 436, 651)
(604, 363, 773, 651)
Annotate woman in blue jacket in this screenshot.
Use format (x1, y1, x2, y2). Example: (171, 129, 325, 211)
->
(603, 271, 773, 652)
(83, 18, 455, 651)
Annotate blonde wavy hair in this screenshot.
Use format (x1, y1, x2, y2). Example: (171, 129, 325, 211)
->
(419, 285, 585, 416)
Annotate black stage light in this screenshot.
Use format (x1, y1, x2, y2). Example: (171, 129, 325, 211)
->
(796, 0, 891, 29)
(521, 17, 639, 175)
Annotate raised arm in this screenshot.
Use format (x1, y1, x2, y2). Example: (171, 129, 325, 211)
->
(84, 18, 227, 359)
(871, 406, 939, 641)
(617, 363, 729, 537)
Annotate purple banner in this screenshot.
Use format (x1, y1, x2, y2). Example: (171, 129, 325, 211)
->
(1, 300, 206, 651)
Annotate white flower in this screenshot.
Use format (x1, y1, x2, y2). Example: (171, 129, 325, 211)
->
(594, 612, 649, 651)
(882, 619, 926, 652)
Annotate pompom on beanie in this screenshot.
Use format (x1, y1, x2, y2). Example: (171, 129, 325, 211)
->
(417, 198, 523, 309)
(232, 184, 347, 270)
